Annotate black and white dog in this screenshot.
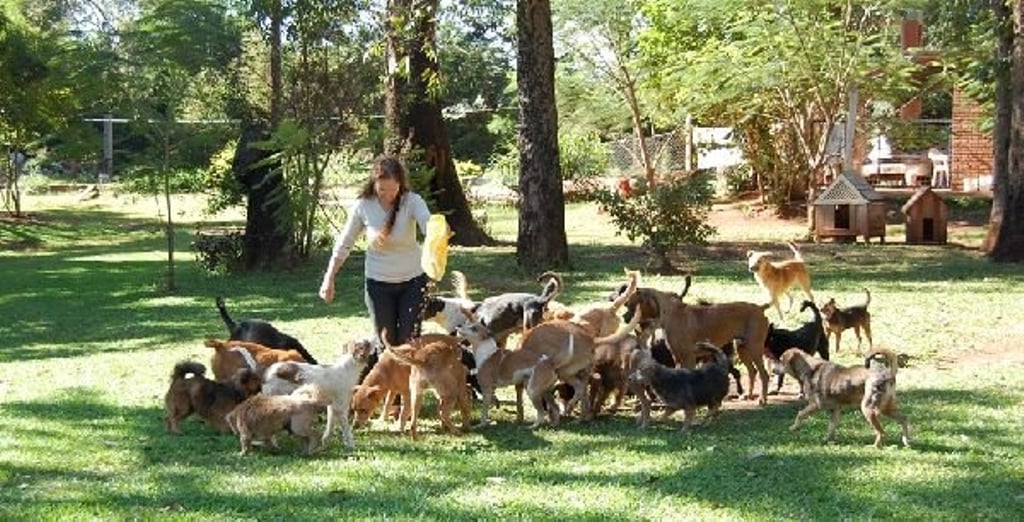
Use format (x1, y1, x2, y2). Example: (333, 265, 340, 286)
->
(215, 296, 319, 364)
(421, 271, 477, 334)
(468, 272, 563, 347)
(764, 299, 829, 394)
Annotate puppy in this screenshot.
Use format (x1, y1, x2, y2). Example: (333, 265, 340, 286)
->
(261, 339, 375, 449)
(746, 242, 814, 321)
(351, 350, 411, 429)
(216, 296, 318, 364)
(780, 347, 910, 447)
(205, 338, 305, 381)
(820, 288, 873, 354)
(382, 330, 473, 438)
(163, 361, 262, 434)
(470, 272, 563, 347)
(629, 342, 731, 431)
(764, 300, 829, 393)
(224, 388, 325, 455)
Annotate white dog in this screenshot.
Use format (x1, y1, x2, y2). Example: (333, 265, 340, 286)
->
(261, 340, 374, 449)
(422, 270, 476, 333)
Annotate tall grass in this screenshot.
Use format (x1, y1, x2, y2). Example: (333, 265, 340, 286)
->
(0, 191, 1021, 520)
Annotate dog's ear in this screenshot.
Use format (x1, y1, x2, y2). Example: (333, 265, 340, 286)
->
(274, 362, 301, 382)
(746, 250, 755, 259)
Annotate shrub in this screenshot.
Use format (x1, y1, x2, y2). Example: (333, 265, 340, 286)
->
(587, 172, 716, 273)
(190, 228, 244, 274)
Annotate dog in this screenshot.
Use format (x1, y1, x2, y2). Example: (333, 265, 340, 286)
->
(350, 350, 411, 429)
(764, 300, 830, 394)
(216, 296, 318, 364)
(382, 330, 473, 438)
(163, 361, 262, 434)
(780, 347, 910, 447)
(746, 242, 814, 321)
(205, 338, 306, 380)
(629, 342, 732, 431)
(260, 339, 374, 449)
(820, 288, 873, 354)
(615, 283, 772, 405)
(421, 271, 477, 334)
(224, 388, 325, 455)
(469, 272, 563, 347)
(456, 308, 642, 427)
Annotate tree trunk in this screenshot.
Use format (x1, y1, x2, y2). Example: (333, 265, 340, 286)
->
(622, 72, 655, 186)
(269, 0, 283, 126)
(233, 122, 292, 270)
(515, 0, 569, 270)
(383, 0, 493, 246)
(990, 0, 1024, 262)
(985, 0, 1013, 254)
(162, 129, 176, 293)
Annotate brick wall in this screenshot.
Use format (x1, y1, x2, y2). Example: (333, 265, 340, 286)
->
(950, 89, 993, 191)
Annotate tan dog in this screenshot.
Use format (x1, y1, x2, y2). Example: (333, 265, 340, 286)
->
(164, 361, 262, 434)
(382, 331, 472, 438)
(205, 338, 306, 380)
(550, 270, 640, 339)
(225, 388, 325, 455)
(456, 309, 642, 427)
(351, 350, 411, 429)
(618, 285, 772, 405)
(746, 242, 814, 321)
(780, 347, 910, 448)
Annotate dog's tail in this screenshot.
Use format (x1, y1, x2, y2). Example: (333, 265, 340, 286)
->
(695, 341, 729, 370)
(379, 328, 429, 369)
(787, 241, 803, 261)
(678, 274, 692, 301)
(215, 296, 237, 334)
(536, 271, 563, 304)
(609, 270, 640, 313)
(171, 360, 206, 381)
(451, 270, 469, 300)
(800, 300, 830, 360)
(594, 306, 643, 346)
(862, 288, 872, 309)
(864, 347, 899, 378)
(229, 347, 261, 372)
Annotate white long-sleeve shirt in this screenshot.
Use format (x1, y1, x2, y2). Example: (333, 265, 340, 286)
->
(330, 192, 431, 283)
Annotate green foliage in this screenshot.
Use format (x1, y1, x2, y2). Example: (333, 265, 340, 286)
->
(202, 138, 244, 214)
(190, 227, 244, 274)
(588, 172, 716, 267)
(560, 131, 610, 181)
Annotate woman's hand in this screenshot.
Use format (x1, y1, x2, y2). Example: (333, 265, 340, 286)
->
(319, 277, 335, 303)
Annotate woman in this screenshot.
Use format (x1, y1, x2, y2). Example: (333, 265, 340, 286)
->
(319, 155, 431, 347)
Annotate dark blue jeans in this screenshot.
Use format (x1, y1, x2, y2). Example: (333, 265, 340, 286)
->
(364, 273, 428, 347)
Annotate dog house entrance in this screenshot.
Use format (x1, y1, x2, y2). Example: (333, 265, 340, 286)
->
(923, 218, 935, 242)
(834, 204, 851, 229)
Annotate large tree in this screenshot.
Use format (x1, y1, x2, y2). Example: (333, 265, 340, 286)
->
(990, 0, 1024, 261)
(515, 0, 568, 269)
(384, 0, 493, 246)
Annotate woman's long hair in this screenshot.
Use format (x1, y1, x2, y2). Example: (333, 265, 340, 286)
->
(358, 155, 410, 240)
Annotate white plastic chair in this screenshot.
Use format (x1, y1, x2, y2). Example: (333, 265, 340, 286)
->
(929, 149, 950, 188)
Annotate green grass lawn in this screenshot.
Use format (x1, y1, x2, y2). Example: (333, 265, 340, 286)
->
(1, 190, 1022, 520)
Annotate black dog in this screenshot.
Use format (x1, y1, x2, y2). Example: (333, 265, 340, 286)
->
(650, 337, 743, 396)
(764, 300, 829, 393)
(470, 272, 562, 347)
(629, 342, 731, 430)
(215, 296, 318, 364)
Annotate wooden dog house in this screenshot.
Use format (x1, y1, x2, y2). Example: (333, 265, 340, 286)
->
(901, 186, 948, 244)
(813, 171, 888, 243)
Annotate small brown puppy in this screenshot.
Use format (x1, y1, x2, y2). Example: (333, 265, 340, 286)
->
(224, 388, 324, 455)
(747, 242, 814, 321)
(205, 338, 307, 381)
(820, 288, 873, 354)
(780, 347, 910, 448)
(163, 361, 262, 434)
(351, 350, 411, 429)
(382, 330, 472, 438)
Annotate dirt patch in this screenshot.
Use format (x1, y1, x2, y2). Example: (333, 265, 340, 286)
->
(933, 343, 1024, 371)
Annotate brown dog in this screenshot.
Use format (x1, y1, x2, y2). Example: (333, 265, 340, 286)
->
(780, 347, 910, 448)
(382, 331, 472, 438)
(456, 309, 642, 427)
(351, 350, 411, 429)
(205, 338, 307, 380)
(586, 334, 640, 416)
(224, 389, 325, 455)
(820, 288, 873, 354)
(747, 242, 814, 321)
(163, 361, 262, 434)
(617, 284, 772, 405)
